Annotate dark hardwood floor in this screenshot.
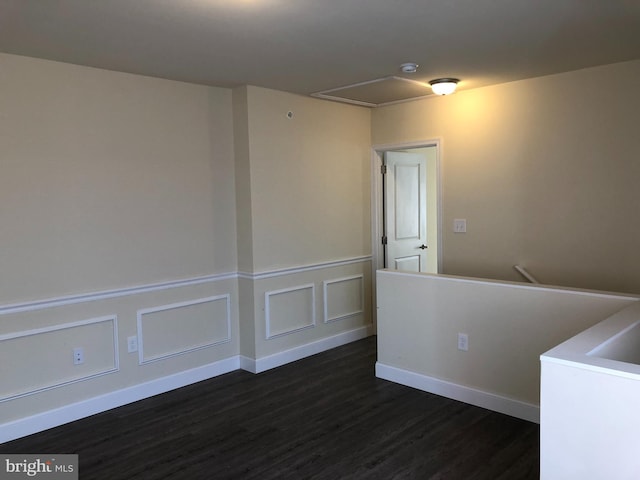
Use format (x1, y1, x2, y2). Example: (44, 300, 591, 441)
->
(1, 337, 539, 479)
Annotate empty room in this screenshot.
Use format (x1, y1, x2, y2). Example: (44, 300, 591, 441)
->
(1, 1, 639, 478)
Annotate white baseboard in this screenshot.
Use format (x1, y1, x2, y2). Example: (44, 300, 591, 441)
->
(242, 325, 373, 374)
(1, 356, 240, 444)
(375, 362, 540, 424)
(2, 330, 375, 443)
(239, 355, 256, 372)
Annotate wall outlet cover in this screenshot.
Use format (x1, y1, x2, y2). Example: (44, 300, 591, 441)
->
(127, 336, 138, 353)
(73, 347, 84, 365)
(457, 333, 469, 351)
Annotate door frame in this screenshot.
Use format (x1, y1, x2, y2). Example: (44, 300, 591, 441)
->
(370, 139, 443, 280)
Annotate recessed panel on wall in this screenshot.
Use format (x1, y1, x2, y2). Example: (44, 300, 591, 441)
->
(395, 256, 421, 272)
(265, 284, 315, 339)
(323, 275, 364, 323)
(137, 295, 231, 364)
(0, 316, 118, 402)
(395, 164, 421, 240)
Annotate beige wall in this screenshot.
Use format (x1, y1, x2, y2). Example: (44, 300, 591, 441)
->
(245, 86, 372, 271)
(9, 49, 636, 438)
(236, 86, 373, 361)
(0, 55, 374, 437)
(0, 53, 238, 303)
(232, 87, 258, 358)
(0, 53, 241, 433)
(372, 60, 640, 294)
(377, 270, 638, 421)
(232, 86, 254, 274)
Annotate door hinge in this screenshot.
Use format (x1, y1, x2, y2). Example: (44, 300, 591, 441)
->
(381, 164, 387, 175)
(381, 236, 388, 245)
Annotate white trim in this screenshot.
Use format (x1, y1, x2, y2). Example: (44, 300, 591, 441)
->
(242, 326, 373, 374)
(0, 315, 119, 403)
(137, 295, 232, 365)
(239, 256, 371, 280)
(371, 140, 444, 277)
(0, 258, 373, 317)
(372, 139, 445, 152)
(0, 314, 116, 342)
(0, 272, 237, 316)
(540, 354, 640, 381)
(310, 92, 376, 108)
(586, 319, 640, 358)
(1, 327, 374, 442)
(0, 356, 240, 444)
(265, 284, 316, 339)
(370, 140, 443, 333)
(239, 355, 256, 372)
(379, 269, 640, 301)
(323, 275, 364, 323)
(375, 362, 540, 424)
(311, 76, 437, 108)
(435, 142, 444, 274)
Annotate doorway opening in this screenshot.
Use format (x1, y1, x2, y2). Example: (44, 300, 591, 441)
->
(371, 141, 442, 274)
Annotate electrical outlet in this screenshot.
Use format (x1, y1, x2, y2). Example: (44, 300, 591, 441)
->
(127, 335, 138, 353)
(73, 347, 84, 365)
(457, 333, 469, 352)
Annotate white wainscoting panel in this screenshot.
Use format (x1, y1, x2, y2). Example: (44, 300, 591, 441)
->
(0, 273, 237, 316)
(137, 295, 231, 364)
(323, 275, 364, 323)
(239, 256, 371, 280)
(265, 284, 315, 339)
(0, 315, 119, 402)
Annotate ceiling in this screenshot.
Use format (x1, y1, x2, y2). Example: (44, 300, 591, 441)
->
(1, 0, 639, 105)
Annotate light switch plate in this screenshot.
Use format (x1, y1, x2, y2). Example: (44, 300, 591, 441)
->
(454, 219, 467, 233)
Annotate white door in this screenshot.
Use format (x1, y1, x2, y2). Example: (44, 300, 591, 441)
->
(384, 151, 429, 272)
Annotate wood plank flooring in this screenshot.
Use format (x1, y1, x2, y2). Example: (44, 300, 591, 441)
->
(1, 337, 539, 479)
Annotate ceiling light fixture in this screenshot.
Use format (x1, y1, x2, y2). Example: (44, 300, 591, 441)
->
(400, 62, 418, 74)
(429, 78, 459, 95)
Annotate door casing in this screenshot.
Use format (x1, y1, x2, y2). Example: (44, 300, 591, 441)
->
(369, 139, 443, 327)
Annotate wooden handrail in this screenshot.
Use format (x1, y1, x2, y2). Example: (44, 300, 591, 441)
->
(514, 265, 540, 284)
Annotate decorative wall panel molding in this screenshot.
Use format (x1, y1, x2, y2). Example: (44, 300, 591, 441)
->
(265, 284, 315, 339)
(394, 256, 421, 272)
(323, 275, 364, 323)
(239, 255, 371, 280)
(0, 315, 119, 402)
(137, 295, 231, 364)
(0, 273, 236, 315)
(0, 257, 371, 316)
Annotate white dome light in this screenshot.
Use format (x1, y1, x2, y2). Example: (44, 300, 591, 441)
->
(429, 78, 459, 95)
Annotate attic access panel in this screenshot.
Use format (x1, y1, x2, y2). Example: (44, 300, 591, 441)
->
(311, 76, 432, 107)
